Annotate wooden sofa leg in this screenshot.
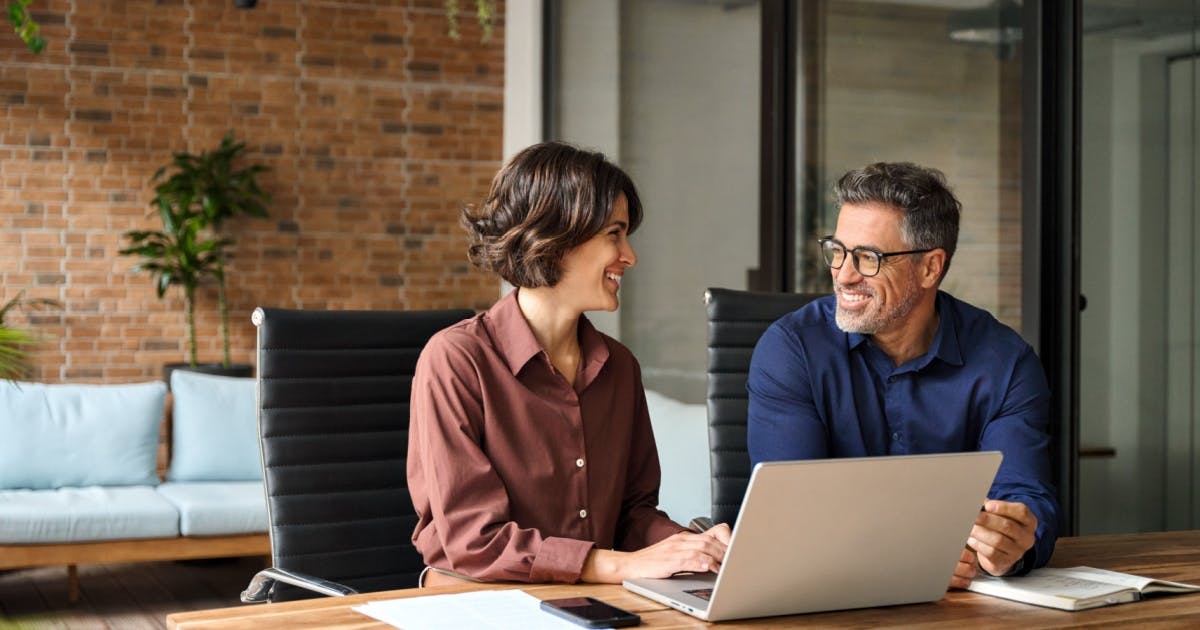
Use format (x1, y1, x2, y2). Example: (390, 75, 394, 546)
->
(67, 564, 80, 603)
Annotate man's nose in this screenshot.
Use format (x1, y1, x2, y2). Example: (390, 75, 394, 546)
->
(834, 255, 863, 284)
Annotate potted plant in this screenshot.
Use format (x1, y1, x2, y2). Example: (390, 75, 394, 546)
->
(120, 132, 270, 381)
(0, 291, 58, 382)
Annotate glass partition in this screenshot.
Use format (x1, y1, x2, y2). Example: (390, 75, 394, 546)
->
(550, 0, 761, 403)
(795, 0, 1026, 332)
(1078, 0, 1200, 534)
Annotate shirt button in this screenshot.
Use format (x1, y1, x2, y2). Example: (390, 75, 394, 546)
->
(579, 509, 588, 519)
(576, 458, 585, 468)
(891, 432, 900, 441)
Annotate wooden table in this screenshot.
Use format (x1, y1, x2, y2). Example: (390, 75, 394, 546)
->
(167, 531, 1200, 628)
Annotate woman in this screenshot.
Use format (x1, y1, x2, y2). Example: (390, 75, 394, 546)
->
(408, 142, 729, 586)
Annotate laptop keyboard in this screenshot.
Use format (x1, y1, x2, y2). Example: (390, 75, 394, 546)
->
(684, 588, 713, 601)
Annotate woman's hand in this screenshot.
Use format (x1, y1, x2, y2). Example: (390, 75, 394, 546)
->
(581, 523, 731, 583)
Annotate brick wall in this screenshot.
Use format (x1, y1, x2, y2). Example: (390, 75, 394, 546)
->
(1, 0, 503, 383)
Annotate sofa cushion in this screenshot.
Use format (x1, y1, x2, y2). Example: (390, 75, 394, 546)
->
(0, 381, 166, 490)
(155, 482, 268, 536)
(168, 370, 262, 482)
(644, 389, 711, 523)
(0, 486, 179, 543)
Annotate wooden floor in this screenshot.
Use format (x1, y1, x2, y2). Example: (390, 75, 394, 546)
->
(0, 557, 266, 630)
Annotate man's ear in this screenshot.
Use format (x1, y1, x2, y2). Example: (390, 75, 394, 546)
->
(920, 249, 946, 288)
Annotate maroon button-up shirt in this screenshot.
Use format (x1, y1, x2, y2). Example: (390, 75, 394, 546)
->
(408, 290, 685, 583)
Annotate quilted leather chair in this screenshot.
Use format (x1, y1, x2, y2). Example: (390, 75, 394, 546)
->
(241, 306, 473, 603)
(705, 288, 821, 526)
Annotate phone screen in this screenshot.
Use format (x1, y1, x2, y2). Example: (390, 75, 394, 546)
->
(540, 597, 640, 628)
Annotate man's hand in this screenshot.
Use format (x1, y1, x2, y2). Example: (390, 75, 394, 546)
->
(967, 500, 1037, 576)
(949, 547, 978, 590)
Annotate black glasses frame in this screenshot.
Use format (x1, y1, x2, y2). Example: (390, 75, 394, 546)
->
(817, 236, 933, 277)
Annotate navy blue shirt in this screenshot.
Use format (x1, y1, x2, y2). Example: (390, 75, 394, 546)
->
(747, 291, 1058, 571)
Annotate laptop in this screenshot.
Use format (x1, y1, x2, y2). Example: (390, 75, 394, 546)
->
(623, 451, 1002, 622)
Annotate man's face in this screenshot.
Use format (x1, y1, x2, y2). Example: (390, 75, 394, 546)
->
(830, 202, 924, 335)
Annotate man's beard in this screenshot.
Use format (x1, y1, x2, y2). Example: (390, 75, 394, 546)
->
(834, 276, 920, 335)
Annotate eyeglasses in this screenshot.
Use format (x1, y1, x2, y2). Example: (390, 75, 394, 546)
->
(817, 237, 933, 277)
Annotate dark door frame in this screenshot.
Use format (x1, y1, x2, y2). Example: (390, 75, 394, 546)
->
(758, 0, 1082, 534)
(1022, 0, 1081, 537)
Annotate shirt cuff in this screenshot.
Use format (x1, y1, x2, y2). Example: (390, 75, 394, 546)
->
(529, 536, 595, 583)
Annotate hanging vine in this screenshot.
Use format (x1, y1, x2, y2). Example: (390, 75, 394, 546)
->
(7, 0, 44, 53)
(445, 0, 495, 42)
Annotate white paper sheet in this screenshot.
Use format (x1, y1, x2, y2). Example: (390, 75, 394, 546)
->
(353, 589, 606, 630)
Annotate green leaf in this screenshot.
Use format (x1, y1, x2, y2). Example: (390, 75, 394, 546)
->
(7, 0, 45, 55)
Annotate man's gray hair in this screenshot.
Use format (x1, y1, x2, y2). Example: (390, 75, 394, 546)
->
(835, 162, 961, 279)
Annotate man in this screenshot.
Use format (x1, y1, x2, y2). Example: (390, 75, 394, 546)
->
(746, 162, 1058, 587)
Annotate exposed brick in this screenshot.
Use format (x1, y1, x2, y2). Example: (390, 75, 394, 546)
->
(69, 41, 109, 55)
(3, 0, 505, 385)
(407, 61, 439, 73)
(151, 86, 183, 98)
(35, 273, 66, 285)
(371, 33, 405, 46)
(75, 109, 113, 122)
(29, 11, 66, 26)
(262, 26, 297, 39)
(302, 55, 335, 67)
(190, 49, 225, 61)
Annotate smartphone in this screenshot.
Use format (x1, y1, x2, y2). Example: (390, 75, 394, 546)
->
(539, 596, 641, 628)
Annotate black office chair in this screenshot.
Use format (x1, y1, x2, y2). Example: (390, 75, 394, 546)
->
(240, 306, 473, 603)
(705, 288, 821, 526)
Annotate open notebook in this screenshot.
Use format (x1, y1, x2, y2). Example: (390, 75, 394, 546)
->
(968, 566, 1200, 611)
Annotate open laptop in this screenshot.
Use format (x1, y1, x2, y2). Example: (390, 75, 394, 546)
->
(623, 451, 1002, 622)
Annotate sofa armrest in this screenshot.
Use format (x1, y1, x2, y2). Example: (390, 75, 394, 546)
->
(240, 567, 359, 603)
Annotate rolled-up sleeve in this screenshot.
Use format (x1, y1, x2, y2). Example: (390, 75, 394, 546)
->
(979, 345, 1060, 571)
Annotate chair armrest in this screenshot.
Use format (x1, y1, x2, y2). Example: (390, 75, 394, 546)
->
(688, 516, 715, 533)
(240, 567, 360, 603)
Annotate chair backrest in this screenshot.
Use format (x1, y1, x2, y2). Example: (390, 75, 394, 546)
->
(253, 306, 473, 601)
(705, 288, 822, 526)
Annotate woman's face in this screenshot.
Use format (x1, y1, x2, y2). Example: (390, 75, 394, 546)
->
(556, 193, 637, 313)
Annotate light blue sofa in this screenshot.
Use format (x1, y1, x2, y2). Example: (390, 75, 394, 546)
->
(0, 373, 270, 601)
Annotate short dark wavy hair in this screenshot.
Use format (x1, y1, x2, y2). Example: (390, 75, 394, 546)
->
(835, 161, 961, 279)
(462, 142, 643, 288)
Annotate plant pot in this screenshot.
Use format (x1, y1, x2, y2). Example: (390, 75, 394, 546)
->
(163, 362, 254, 389)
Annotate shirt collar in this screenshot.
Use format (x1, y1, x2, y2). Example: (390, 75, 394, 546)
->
(843, 290, 964, 368)
(930, 291, 964, 367)
(486, 290, 542, 375)
(484, 289, 611, 379)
